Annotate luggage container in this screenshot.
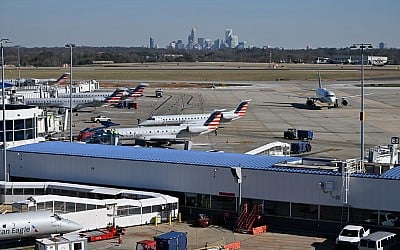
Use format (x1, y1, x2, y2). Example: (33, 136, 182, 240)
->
(154, 231, 187, 250)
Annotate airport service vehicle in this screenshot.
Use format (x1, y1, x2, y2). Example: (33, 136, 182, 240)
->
(359, 231, 399, 250)
(290, 141, 311, 154)
(0, 211, 82, 241)
(197, 213, 210, 227)
(364, 212, 399, 227)
(155, 88, 163, 98)
(283, 128, 314, 140)
(335, 225, 370, 249)
(136, 231, 187, 250)
(80, 225, 124, 242)
(91, 115, 111, 123)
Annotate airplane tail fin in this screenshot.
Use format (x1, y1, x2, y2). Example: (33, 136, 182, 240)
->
(203, 109, 224, 130)
(56, 73, 70, 84)
(233, 99, 251, 118)
(104, 88, 125, 105)
(127, 83, 147, 99)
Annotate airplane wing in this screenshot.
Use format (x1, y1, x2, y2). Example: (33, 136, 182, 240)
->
(340, 93, 373, 99)
(275, 93, 320, 101)
(274, 93, 312, 98)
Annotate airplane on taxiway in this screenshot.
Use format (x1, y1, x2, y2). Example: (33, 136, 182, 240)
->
(284, 72, 368, 109)
(0, 210, 81, 241)
(139, 99, 251, 126)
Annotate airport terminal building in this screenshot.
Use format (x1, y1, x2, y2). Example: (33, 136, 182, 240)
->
(3, 141, 400, 234)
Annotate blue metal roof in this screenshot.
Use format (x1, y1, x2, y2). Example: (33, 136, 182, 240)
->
(381, 166, 400, 179)
(10, 142, 398, 179)
(10, 142, 301, 171)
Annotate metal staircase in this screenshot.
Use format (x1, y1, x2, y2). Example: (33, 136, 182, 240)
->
(234, 203, 263, 233)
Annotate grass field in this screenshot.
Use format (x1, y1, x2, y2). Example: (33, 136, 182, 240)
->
(4, 62, 400, 84)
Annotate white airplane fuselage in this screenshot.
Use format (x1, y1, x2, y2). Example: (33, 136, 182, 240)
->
(139, 114, 210, 126)
(315, 87, 337, 106)
(139, 100, 251, 127)
(110, 110, 223, 143)
(0, 211, 82, 241)
(24, 97, 104, 110)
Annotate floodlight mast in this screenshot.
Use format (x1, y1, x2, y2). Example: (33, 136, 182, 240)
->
(1, 38, 11, 181)
(350, 43, 373, 169)
(65, 43, 76, 142)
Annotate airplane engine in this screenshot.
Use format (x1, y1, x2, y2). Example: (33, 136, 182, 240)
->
(341, 99, 349, 106)
(306, 99, 314, 106)
(186, 126, 206, 134)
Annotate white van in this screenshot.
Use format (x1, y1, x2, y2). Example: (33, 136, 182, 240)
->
(359, 231, 398, 250)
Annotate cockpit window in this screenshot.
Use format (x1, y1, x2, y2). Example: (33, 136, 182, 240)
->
(51, 214, 62, 221)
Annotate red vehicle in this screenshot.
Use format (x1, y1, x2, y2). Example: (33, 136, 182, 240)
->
(136, 240, 156, 250)
(197, 213, 210, 227)
(80, 225, 124, 242)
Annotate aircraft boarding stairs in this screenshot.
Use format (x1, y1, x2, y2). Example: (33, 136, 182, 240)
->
(234, 203, 263, 233)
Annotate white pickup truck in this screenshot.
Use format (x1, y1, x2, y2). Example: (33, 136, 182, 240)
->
(91, 115, 111, 123)
(335, 225, 370, 249)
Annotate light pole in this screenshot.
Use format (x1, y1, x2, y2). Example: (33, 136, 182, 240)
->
(65, 43, 75, 142)
(350, 43, 373, 168)
(17, 45, 21, 84)
(1, 38, 11, 182)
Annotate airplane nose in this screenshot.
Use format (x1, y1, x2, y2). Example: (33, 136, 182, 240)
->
(62, 219, 83, 232)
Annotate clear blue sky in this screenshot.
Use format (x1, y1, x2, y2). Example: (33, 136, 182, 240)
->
(1, 0, 399, 49)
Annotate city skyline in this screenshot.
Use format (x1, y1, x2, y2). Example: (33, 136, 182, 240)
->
(1, 0, 399, 49)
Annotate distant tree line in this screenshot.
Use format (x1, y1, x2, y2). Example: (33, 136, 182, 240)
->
(3, 46, 400, 67)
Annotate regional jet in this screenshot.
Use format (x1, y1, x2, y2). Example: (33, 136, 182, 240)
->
(24, 88, 125, 110)
(0, 210, 81, 241)
(107, 109, 224, 145)
(123, 83, 148, 100)
(284, 72, 362, 109)
(139, 99, 251, 126)
(25, 73, 70, 86)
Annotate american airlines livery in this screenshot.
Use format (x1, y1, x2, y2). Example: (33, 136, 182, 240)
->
(112, 109, 224, 144)
(0, 211, 82, 241)
(25, 73, 70, 86)
(139, 100, 251, 126)
(123, 83, 148, 100)
(24, 88, 125, 110)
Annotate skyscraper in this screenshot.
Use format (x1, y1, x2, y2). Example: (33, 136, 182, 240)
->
(225, 29, 233, 45)
(149, 37, 156, 49)
(188, 28, 198, 49)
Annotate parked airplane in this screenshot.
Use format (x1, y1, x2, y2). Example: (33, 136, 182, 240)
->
(57, 87, 128, 99)
(25, 73, 70, 86)
(0, 210, 82, 241)
(57, 88, 128, 103)
(24, 88, 125, 110)
(87, 110, 223, 145)
(57, 82, 147, 100)
(123, 83, 148, 100)
(139, 100, 251, 126)
(284, 72, 360, 108)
